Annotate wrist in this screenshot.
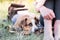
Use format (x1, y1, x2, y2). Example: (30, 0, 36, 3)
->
(44, 19, 52, 27)
(40, 6, 46, 10)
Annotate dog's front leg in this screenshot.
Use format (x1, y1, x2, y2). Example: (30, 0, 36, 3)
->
(43, 19, 54, 40)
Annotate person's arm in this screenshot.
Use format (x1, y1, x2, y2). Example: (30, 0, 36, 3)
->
(40, 6, 55, 20)
(35, 0, 46, 11)
(35, 0, 55, 20)
(36, 0, 46, 8)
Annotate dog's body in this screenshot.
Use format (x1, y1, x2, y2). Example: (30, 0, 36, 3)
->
(11, 10, 41, 35)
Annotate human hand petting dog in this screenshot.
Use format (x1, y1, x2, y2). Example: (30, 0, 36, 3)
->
(40, 6, 55, 20)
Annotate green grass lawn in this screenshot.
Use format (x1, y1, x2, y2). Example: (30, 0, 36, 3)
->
(0, 20, 44, 40)
(0, 2, 43, 40)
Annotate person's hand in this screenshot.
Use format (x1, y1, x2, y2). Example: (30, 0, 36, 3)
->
(40, 6, 55, 20)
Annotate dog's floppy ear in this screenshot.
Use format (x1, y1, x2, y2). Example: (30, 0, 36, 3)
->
(20, 18, 27, 26)
(21, 18, 27, 24)
(34, 17, 39, 22)
(34, 17, 40, 25)
(25, 18, 27, 22)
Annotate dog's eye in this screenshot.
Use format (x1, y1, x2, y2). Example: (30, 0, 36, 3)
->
(28, 23, 32, 26)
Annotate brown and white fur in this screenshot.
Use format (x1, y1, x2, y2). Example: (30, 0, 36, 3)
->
(11, 10, 40, 35)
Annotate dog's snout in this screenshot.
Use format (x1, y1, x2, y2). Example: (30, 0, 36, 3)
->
(31, 26, 38, 32)
(35, 28, 39, 31)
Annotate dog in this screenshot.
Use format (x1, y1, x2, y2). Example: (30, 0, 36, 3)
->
(8, 10, 43, 35)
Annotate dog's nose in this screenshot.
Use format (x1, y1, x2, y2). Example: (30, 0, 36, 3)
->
(34, 28, 39, 31)
(31, 27, 38, 32)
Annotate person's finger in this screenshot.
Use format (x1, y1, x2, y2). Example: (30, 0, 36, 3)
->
(44, 16, 47, 19)
(44, 15, 50, 20)
(50, 10, 55, 18)
(48, 13, 53, 20)
(47, 14, 52, 20)
(50, 13, 54, 18)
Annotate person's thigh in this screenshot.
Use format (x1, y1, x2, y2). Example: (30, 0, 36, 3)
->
(40, 0, 54, 26)
(55, 0, 60, 20)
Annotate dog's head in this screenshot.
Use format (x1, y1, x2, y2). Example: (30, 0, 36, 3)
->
(12, 15, 40, 34)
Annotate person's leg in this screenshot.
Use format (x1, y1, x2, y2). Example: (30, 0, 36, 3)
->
(54, 0, 60, 40)
(40, 0, 54, 40)
(54, 20, 60, 40)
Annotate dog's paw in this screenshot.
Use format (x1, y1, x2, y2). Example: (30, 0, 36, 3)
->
(43, 36, 54, 40)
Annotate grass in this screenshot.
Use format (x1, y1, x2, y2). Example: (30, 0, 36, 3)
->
(0, 1, 43, 40)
